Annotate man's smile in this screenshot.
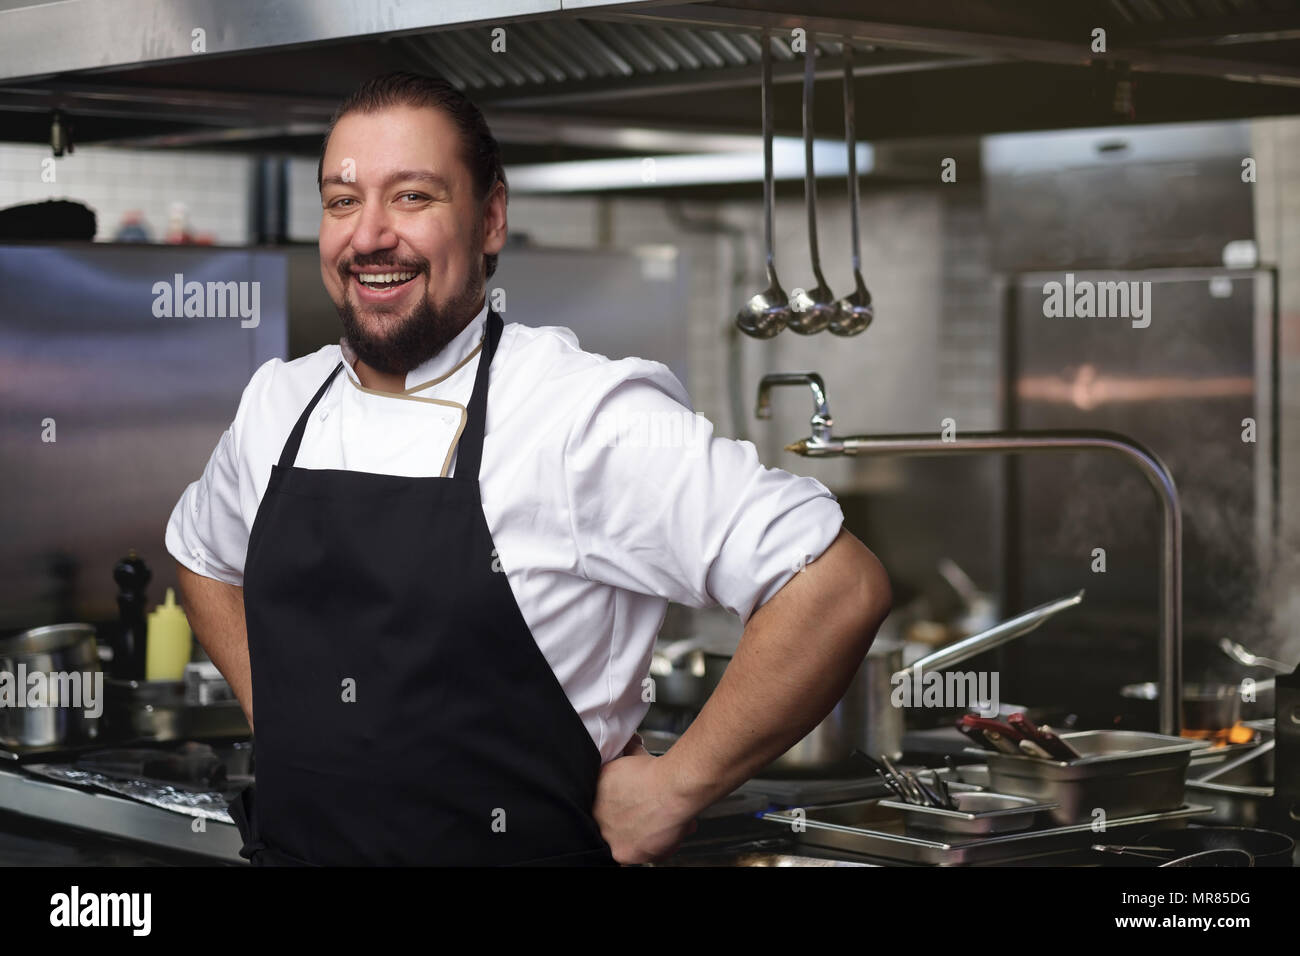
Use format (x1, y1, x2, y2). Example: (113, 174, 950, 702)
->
(349, 268, 424, 304)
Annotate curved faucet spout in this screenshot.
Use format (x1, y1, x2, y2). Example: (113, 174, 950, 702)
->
(756, 373, 833, 444)
(759, 372, 1184, 736)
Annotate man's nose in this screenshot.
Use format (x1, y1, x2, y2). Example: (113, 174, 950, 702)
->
(349, 199, 399, 255)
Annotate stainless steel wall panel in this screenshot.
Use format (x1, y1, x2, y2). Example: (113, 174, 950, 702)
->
(0, 243, 288, 632)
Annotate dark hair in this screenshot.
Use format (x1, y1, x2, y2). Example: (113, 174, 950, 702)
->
(317, 71, 507, 279)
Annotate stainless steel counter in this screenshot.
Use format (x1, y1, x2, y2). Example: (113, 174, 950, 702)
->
(0, 765, 243, 864)
(0, 729, 1286, 866)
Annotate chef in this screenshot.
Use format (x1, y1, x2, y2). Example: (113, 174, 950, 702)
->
(166, 70, 892, 867)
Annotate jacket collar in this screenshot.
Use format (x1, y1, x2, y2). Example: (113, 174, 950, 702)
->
(339, 301, 489, 393)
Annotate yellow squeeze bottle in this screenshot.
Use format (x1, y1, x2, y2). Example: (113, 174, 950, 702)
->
(147, 587, 193, 681)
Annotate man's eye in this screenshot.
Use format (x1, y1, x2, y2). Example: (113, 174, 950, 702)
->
(328, 197, 356, 209)
(399, 193, 427, 202)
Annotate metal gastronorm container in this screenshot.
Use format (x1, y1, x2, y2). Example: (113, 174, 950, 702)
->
(982, 730, 1212, 825)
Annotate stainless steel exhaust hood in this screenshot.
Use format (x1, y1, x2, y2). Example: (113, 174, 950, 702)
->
(1, 0, 1299, 186)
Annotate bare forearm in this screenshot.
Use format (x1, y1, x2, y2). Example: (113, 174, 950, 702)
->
(174, 562, 254, 731)
(655, 528, 892, 813)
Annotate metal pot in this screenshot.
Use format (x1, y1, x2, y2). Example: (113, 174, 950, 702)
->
(1119, 638, 1292, 730)
(0, 623, 102, 749)
(105, 678, 188, 741)
(654, 590, 1084, 776)
(104, 678, 251, 742)
(1120, 680, 1274, 731)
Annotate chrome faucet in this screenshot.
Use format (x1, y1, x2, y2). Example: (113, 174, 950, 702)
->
(759, 373, 1185, 736)
(755, 372, 834, 446)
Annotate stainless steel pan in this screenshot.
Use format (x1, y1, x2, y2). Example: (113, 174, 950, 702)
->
(1120, 678, 1275, 731)
(0, 623, 102, 749)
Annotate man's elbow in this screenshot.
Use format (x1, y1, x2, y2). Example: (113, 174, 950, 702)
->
(853, 546, 893, 638)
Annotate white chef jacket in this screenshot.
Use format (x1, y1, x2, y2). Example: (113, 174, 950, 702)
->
(165, 301, 845, 763)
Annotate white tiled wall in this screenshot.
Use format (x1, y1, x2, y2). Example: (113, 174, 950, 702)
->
(0, 143, 253, 244)
(286, 156, 325, 243)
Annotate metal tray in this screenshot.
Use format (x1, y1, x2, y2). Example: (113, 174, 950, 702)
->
(761, 799, 1214, 865)
(976, 730, 1212, 825)
(878, 791, 1057, 836)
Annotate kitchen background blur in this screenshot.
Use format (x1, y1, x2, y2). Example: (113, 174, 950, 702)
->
(1, 0, 1299, 865)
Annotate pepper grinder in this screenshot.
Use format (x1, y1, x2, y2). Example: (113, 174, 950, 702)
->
(113, 550, 151, 681)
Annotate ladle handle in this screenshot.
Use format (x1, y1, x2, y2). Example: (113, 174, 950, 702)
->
(843, 44, 862, 273)
(761, 29, 777, 278)
(803, 33, 823, 278)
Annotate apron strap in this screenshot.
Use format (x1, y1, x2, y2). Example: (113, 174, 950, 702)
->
(277, 362, 344, 469)
(453, 308, 503, 482)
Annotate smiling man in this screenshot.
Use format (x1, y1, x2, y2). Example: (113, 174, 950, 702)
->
(167, 71, 891, 867)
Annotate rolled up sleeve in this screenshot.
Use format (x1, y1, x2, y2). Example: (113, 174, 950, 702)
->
(164, 359, 277, 586)
(563, 363, 844, 622)
(165, 427, 247, 586)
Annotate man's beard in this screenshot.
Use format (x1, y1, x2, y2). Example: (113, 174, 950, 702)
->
(336, 269, 484, 377)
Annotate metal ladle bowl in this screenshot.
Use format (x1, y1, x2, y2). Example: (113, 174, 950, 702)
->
(832, 272, 873, 336)
(736, 271, 791, 339)
(789, 279, 837, 332)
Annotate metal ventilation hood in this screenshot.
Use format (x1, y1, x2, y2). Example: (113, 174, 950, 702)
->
(2, 0, 1299, 193)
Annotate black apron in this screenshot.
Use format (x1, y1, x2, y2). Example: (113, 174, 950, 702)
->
(227, 308, 616, 866)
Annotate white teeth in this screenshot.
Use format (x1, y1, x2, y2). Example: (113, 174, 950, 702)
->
(358, 271, 416, 287)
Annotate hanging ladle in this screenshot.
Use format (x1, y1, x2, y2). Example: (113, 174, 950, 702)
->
(830, 42, 873, 336)
(735, 28, 792, 339)
(787, 31, 835, 334)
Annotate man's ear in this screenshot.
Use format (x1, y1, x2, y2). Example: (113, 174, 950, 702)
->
(483, 180, 507, 257)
